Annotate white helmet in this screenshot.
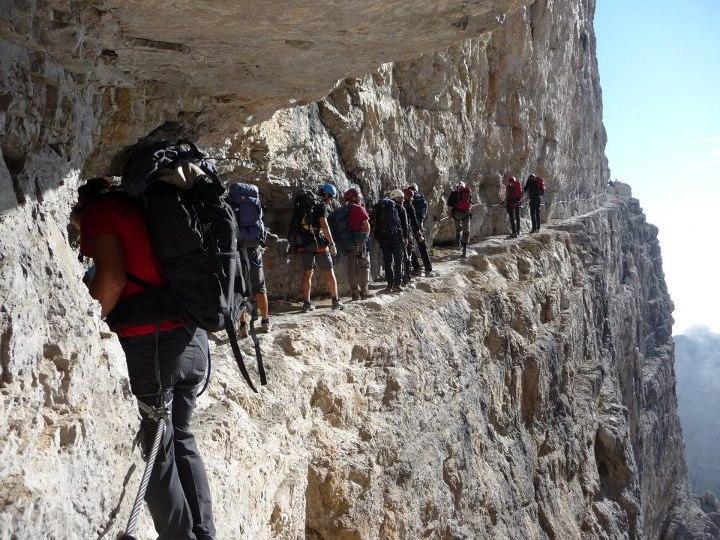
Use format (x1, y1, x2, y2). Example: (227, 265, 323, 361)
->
(389, 189, 405, 200)
(456, 181, 466, 189)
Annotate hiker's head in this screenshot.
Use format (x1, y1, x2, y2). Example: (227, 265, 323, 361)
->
(506, 176, 517, 185)
(318, 183, 337, 202)
(456, 181, 466, 190)
(390, 189, 404, 203)
(409, 183, 419, 192)
(343, 187, 360, 204)
(75, 177, 114, 212)
(402, 188, 413, 201)
(528, 174, 536, 182)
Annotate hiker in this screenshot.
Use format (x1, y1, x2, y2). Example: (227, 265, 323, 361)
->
(446, 181, 473, 257)
(288, 183, 344, 312)
(394, 190, 414, 286)
(403, 187, 437, 277)
(372, 189, 408, 292)
(75, 177, 216, 540)
(339, 188, 373, 300)
(408, 183, 428, 230)
(524, 174, 545, 232)
(227, 182, 271, 334)
(505, 175, 523, 238)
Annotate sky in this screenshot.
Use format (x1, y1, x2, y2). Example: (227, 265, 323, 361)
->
(594, 0, 720, 335)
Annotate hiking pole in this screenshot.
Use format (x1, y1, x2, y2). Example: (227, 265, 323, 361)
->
(120, 407, 168, 540)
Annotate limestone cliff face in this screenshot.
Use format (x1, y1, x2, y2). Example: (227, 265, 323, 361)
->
(0, 0, 713, 538)
(218, 0, 608, 294)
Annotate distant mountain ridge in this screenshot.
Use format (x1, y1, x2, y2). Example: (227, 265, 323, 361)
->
(674, 326, 720, 497)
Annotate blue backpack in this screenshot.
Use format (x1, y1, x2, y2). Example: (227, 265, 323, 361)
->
(227, 182, 266, 248)
(412, 191, 428, 223)
(328, 205, 355, 253)
(372, 197, 402, 239)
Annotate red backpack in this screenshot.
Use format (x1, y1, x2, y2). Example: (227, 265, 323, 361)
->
(536, 177, 546, 195)
(456, 186, 472, 212)
(507, 180, 523, 205)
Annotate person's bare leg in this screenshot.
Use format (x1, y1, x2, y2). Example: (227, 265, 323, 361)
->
(255, 292, 269, 320)
(302, 270, 313, 302)
(324, 270, 339, 299)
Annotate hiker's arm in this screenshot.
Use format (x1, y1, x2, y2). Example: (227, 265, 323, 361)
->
(360, 218, 370, 233)
(319, 217, 334, 245)
(88, 234, 127, 317)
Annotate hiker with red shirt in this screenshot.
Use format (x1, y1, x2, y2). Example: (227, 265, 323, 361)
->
(343, 188, 374, 300)
(504, 175, 523, 238)
(446, 181, 474, 258)
(76, 177, 216, 540)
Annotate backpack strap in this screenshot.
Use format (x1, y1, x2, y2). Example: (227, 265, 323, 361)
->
(224, 316, 258, 393)
(241, 247, 267, 387)
(125, 272, 260, 393)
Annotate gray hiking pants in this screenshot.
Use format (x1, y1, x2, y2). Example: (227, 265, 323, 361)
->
(120, 326, 216, 540)
(451, 210, 471, 245)
(346, 240, 370, 293)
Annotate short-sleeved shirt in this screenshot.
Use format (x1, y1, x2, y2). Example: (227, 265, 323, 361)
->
(297, 201, 330, 250)
(310, 201, 329, 228)
(347, 203, 369, 232)
(80, 194, 184, 337)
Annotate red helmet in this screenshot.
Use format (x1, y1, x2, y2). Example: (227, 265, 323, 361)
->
(343, 188, 359, 202)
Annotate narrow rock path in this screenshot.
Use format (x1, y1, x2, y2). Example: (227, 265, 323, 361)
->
(255, 198, 608, 327)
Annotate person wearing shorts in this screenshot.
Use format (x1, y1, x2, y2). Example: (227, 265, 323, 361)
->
(238, 246, 271, 334)
(298, 183, 345, 312)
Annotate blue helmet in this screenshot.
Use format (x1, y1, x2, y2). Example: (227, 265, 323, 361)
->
(319, 183, 338, 198)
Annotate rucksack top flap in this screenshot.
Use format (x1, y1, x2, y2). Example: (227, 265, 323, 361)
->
(229, 182, 260, 202)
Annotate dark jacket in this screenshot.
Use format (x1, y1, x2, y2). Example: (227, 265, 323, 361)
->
(396, 201, 410, 240)
(403, 200, 421, 235)
(524, 177, 543, 203)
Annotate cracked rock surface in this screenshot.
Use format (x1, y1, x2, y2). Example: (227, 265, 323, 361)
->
(0, 0, 714, 537)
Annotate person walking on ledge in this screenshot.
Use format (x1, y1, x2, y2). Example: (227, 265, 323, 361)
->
(288, 183, 344, 312)
(403, 187, 437, 277)
(505, 175, 523, 238)
(343, 187, 373, 300)
(372, 190, 407, 292)
(446, 181, 474, 258)
(524, 174, 546, 232)
(75, 177, 216, 540)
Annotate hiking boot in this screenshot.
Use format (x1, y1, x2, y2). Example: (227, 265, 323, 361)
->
(425, 270, 439, 277)
(383, 284, 393, 294)
(302, 301, 315, 313)
(391, 284, 404, 293)
(360, 289, 374, 300)
(351, 292, 360, 301)
(238, 321, 248, 339)
(257, 318, 271, 334)
(331, 298, 345, 310)
(412, 267, 423, 277)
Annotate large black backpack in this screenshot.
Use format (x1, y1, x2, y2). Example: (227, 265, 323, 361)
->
(372, 197, 402, 240)
(117, 140, 266, 392)
(288, 189, 322, 250)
